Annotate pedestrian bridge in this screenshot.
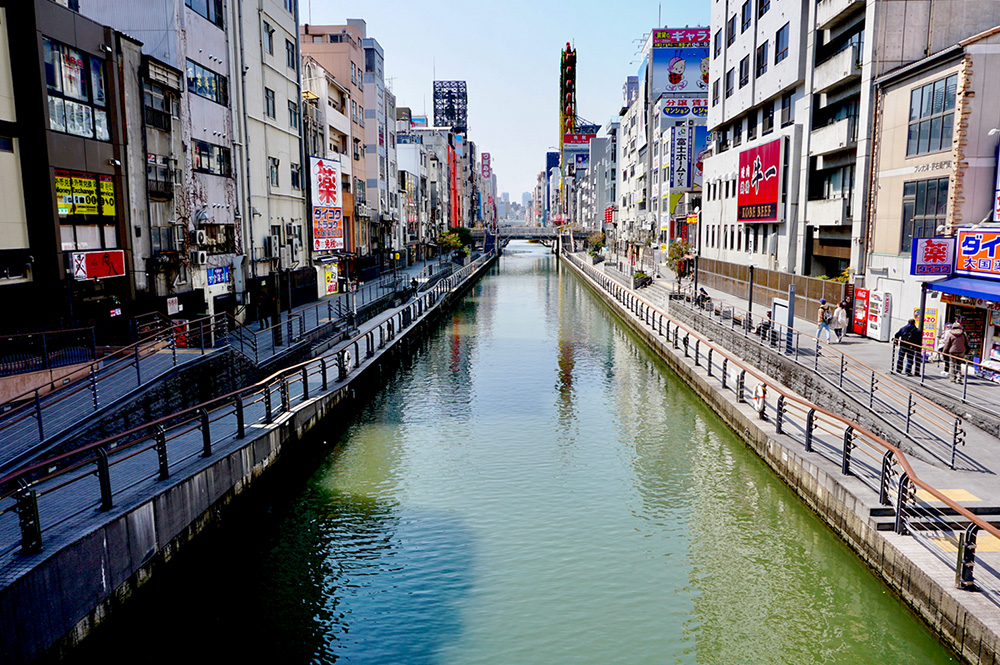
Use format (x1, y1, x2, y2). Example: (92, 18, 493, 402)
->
(472, 226, 562, 240)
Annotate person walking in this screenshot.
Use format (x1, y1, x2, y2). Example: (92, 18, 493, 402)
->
(893, 318, 922, 375)
(831, 301, 849, 343)
(941, 321, 969, 384)
(816, 298, 833, 342)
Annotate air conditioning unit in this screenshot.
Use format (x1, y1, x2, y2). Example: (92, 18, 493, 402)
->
(193, 229, 207, 245)
(264, 234, 281, 258)
(290, 238, 301, 262)
(189, 250, 208, 265)
(279, 245, 292, 270)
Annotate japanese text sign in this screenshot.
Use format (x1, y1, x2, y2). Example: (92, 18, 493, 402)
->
(310, 156, 344, 252)
(956, 228, 1000, 279)
(737, 139, 783, 222)
(910, 237, 955, 276)
(71, 250, 125, 280)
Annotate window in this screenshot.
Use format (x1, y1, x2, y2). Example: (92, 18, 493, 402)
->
(268, 157, 279, 187)
(286, 39, 296, 69)
(187, 59, 229, 105)
(725, 68, 735, 98)
(43, 37, 110, 140)
(712, 79, 720, 106)
(0, 136, 12, 152)
(747, 109, 757, 139)
(283, 0, 295, 12)
(714, 30, 722, 57)
(780, 92, 794, 126)
(726, 15, 737, 46)
(742, 0, 752, 32)
(907, 74, 957, 156)
(193, 140, 232, 176)
(757, 0, 770, 18)
(290, 163, 302, 189)
(756, 42, 769, 77)
(263, 21, 274, 55)
(900, 178, 948, 252)
(775, 23, 790, 63)
(264, 88, 275, 118)
(739, 56, 749, 88)
(143, 81, 173, 131)
(288, 100, 299, 129)
(762, 100, 774, 134)
(186, 0, 223, 28)
(733, 119, 743, 146)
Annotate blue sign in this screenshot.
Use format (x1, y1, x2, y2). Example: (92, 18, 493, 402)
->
(207, 266, 230, 285)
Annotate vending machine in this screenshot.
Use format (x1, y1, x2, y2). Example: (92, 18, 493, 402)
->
(867, 291, 893, 342)
(853, 288, 869, 336)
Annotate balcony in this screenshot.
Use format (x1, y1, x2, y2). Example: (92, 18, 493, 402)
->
(810, 117, 857, 156)
(813, 44, 861, 94)
(806, 196, 852, 226)
(816, 0, 865, 31)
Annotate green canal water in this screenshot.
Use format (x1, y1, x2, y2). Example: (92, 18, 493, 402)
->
(70, 242, 955, 664)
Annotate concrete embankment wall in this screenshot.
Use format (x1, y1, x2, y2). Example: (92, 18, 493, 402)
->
(561, 255, 1000, 665)
(0, 257, 497, 664)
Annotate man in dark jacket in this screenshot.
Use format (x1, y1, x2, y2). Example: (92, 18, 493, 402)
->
(941, 322, 969, 384)
(894, 318, 922, 375)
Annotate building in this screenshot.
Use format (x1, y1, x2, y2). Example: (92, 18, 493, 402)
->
(865, 25, 1000, 365)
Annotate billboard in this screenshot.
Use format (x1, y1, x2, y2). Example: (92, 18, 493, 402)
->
(692, 125, 709, 188)
(737, 138, 783, 222)
(310, 156, 344, 252)
(652, 28, 711, 48)
(956, 228, 1000, 279)
(652, 46, 710, 95)
(56, 170, 115, 217)
(433, 80, 467, 132)
(71, 250, 125, 280)
(660, 97, 708, 120)
(910, 237, 955, 276)
(669, 125, 691, 188)
(482, 152, 491, 179)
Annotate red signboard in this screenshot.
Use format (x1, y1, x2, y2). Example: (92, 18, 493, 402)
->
(71, 250, 125, 280)
(481, 152, 492, 179)
(563, 133, 597, 145)
(737, 138, 783, 222)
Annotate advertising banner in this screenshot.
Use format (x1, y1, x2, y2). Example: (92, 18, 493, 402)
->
(915, 307, 939, 351)
(955, 228, 1000, 279)
(692, 125, 709, 188)
(660, 97, 708, 120)
(324, 265, 339, 295)
(652, 28, 711, 48)
(310, 156, 344, 252)
(71, 172, 98, 215)
(651, 46, 710, 95)
(71, 249, 125, 280)
(910, 237, 954, 276)
(669, 125, 691, 188)
(55, 170, 73, 216)
(99, 175, 115, 217)
(207, 266, 230, 285)
(737, 138, 783, 222)
(482, 152, 491, 179)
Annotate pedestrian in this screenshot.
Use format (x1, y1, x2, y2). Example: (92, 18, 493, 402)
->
(893, 318, 922, 375)
(832, 301, 849, 343)
(816, 298, 832, 342)
(937, 325, 950, 375)
(941, 321, 969, 384)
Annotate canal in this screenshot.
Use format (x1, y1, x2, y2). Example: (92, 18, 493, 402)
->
(69, 242, 955, 664)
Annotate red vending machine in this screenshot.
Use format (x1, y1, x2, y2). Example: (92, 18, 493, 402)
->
(853, 288, 870, 336)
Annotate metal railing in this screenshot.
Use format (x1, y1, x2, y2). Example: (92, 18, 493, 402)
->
(566, 252, 1000, 601)
(0, 250, 495, 563)
(0, 314, 227, 474)
(890, 339, 1000, 418)
(668, 282, 966, 470)
(0, 327, 97, 377)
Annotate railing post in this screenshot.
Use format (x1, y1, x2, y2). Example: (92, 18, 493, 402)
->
(694, 339, 700, 366)
(775, 395, 785, 434)
(135, 344, 142, 384)
(894, 473, 911, 535)
(34, 389, 44, 442)
(354, 341, 361, 367)
(280, 376, 290, 413)
(841, 426, 854, 475)
(736, 370, 745, 403)
(814, 338, 821, 371)
(90, 364, 99, 410)
(155, 425, 169, 479)
(171, 331, 177, 365)
(199, 319, 206, 355)
(905, 394, 913, 434)
(264, 384, 273, 424)
(15, 481, 42, 554)
(706, 348, 713, 377)
(235, 395, 245, 439)
(869, 371, 877, 410)
(956, 524, 980, 591)
(951, 418, 964, 470)
(321, 357, 328, 391)
(96, 447, 112, 511)
(200, 408, 211, 457)
(301, 366, 310, 401)
(804, 409, 815, 452)
(683, 333, 689, 358)
(879, 450, 894, 505)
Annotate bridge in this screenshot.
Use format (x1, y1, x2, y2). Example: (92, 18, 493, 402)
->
(471, 226, 562, 240)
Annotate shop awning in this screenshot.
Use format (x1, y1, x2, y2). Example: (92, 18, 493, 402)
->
(926, 276, 1000, 301)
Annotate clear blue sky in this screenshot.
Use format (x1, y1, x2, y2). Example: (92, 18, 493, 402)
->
(304, 0, 709, 200)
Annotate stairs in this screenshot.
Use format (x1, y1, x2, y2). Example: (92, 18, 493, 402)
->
(869, 506, 1000, 532)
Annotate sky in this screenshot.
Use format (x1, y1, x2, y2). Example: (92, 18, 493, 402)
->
(304, 0, 710, 200)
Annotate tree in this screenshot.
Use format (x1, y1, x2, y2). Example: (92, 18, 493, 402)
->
(439, 231, 468, 259)
(667, 239, 692, 278)
(587, 231, 605, 257)
(453, 226, 474, 248)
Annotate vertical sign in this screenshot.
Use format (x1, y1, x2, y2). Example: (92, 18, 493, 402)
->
(324, 264, 339, 295)
(311, 156, 343, 251)
(55, 170, 73, 216)
(71, 172, 98, 215)
(915, 307, 938, 351)
(99, 175, 115, 217)
(481, 152, 491, 179)
(737, 138, 783, 222)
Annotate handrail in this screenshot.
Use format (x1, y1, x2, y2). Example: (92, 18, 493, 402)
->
(565, 253, 1000, 544)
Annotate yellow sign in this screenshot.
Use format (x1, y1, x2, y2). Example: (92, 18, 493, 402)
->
(55, 170, 72, 217)
(71, 172, 98, 215)
(99, 175, 115, 217)
(325, 265, 339, 295)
